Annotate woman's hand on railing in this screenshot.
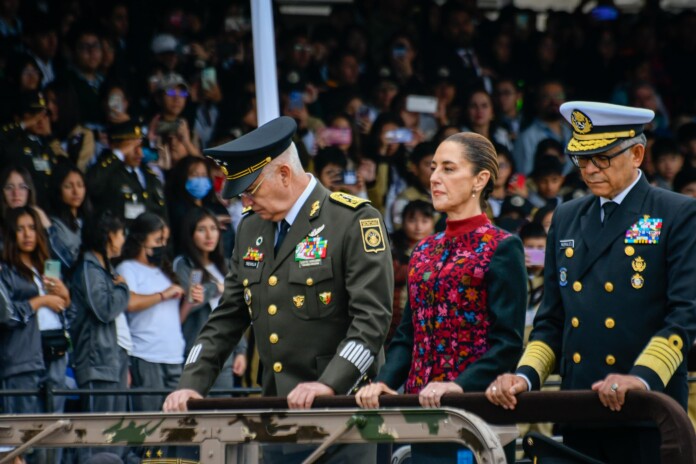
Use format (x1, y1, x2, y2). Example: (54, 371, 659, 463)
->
(486, 373, 528, 410)
(419, 381, 463, 408)
(355, 382, 398, 409)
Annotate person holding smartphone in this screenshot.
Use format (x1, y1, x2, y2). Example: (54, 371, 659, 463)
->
(0, 207, 70, 458)
(173, 207, 247, 389)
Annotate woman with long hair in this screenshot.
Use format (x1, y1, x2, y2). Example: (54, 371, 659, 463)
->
(47, 163, 93, 272)
(461, 88, 513, 151)
(355, 133, 527, 463)
(69, 211, 129, 461)
(114, 212, 200, 411)
(0, 207, 70, 416)
(174, 207, 247, 388)
(0, 165, 51, 230)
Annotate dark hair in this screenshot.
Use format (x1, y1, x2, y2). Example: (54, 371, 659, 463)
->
(180, 207, 228, 282)
(2, 207, 50, 281)
(119, 212, 166, 261)
(534, 138, 564, 160)
(6, 54, 43, 90)
(443, 132, 499, 209)
(532, 204, 556, 225)
(44, 81, 82, 139)
(314, 147, 348, 177)
(165, 156, 219, 205)
(67, 23, 101, 51)
(676, 122, 696, 145)
(49, 163, 93, 232)
(402, 200, 435, 223)
(651, 137, 682, 163)
(0, 165, 37, 217)
(519, 221, 547, 241)
(81, 210, 124, 265)
(410, 142, 437, 165)
(673, 167, 696, 194)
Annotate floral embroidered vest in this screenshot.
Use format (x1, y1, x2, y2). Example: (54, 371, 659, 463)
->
(404, 214, 510, 394)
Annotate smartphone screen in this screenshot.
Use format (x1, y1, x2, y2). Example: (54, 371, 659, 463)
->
(288, 91, 304, 111)
(189, 269, 203, 303)
(343, 170, 357, 185)
(44, 259, 62, 280)
(385, 128, 413, 144)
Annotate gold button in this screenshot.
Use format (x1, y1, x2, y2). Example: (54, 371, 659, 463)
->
(571, 317, 580, 328)
(605, 318, 615, 329)
(625, 246, 635, 256)
(268, 304, 277, 315)
(572, 281, 582, 292)
(565, 248, 574, 258)
(306, 277, 314, 286)
(143, 192, 149, 199)
(268, 276, 278, 286)
(273, 362, 282, 373)
(243, 278, 249, 287)
(269, 333, 279, 344)
(573, 353, 581, 364)
(604, 282, 614, 293)
(606, 355, 616, 366)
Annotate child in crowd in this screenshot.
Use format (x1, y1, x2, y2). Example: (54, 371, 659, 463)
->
(388, 200, 435, 347)
(673, 167, 696, 198)
(388, 141, 438, 230)
(651, 137, 685, 191)
(519, 222, 547, 342)
(313, 146, 366, 198)
(529, 155, 565, 208)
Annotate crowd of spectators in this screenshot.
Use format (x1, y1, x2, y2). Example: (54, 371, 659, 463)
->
(1, 0, 696, 461)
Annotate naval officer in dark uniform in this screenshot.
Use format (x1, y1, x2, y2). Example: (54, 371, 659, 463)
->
(164, 116, 393, 462)
(0, 91, 67, 210)
(86, 121, 167, 223)
(486, 101, 696, 463)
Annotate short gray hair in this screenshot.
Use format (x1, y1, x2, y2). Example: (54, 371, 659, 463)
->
(265, 142, 304, 178)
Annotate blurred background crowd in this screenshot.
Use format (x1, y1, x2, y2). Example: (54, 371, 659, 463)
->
(1, 0, 696, 461)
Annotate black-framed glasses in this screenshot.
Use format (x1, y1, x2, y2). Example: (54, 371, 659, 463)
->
(570, 144, 636, 170)
(238, 175, 265, 200)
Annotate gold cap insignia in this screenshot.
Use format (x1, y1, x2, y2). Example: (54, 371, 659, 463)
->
(570, 110, 593, 135)
(293, 295, 305, 308)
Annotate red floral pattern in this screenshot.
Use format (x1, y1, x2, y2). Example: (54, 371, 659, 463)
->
(404, 217, 510, 393)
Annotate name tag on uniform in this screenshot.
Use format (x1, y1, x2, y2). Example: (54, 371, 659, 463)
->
(559, 239, 574, 249)
(32, 158, 50, 172)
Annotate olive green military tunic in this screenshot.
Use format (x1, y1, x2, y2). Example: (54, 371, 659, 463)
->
(180, 184, 394, 396)
(86, 150, 167, 223)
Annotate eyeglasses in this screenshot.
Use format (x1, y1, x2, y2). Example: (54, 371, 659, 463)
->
(3, 184, 29, 192)
(238, 175, 265, 200)
(293, 44, 312, 53)
(570, 144, 636, 170)
(165, 88, 189, 98)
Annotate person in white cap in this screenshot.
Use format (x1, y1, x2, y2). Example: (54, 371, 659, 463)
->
(486, 101, 696, 463)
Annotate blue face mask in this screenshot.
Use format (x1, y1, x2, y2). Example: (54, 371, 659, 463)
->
(186, 177, 212, 199)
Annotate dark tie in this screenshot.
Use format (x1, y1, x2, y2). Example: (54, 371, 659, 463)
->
(275, 219, 290, 255)
(602, 201, 618, 226)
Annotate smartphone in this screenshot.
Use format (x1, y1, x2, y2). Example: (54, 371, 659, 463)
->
(405, 95, 438, 114)
(201, 67, 217, 91)
(156, 119, 180, 135)
(189, 269, 203, 303)
(357, 105, 370, 119)
(507, 173, 526, 191)
(342, 170, 357, 185)
(44, 259, 62, 280)
(525, 248, 545, 266)
(323, 128, 351, 146)
(108, 93, 124, 113)
(385, 128, 413, 144)
(288, 91, 304, 111)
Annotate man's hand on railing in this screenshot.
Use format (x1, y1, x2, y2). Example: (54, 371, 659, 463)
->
(286, 382, 334, 409)
(485, 373, 528, 410)
(163, 389, 203, 412)
(591, 374, 648, 412)
(355, 382, 398, 409)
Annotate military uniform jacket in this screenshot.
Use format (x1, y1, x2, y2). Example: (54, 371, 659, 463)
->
(0, 122, 66, 210)
(86, 150, 167, 223)
(518, 174, 696, 408)
(179, 183, 394, 397)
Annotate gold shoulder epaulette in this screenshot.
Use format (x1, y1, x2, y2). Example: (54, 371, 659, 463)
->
(329, 192, 370, 209)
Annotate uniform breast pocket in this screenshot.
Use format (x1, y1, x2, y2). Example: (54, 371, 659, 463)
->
(288, 257, 335, 320)
(239, 262, 264, 321)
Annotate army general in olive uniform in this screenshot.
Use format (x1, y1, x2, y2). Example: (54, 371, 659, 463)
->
(164, 117, 393, 462)
(86, 121, 167, 223)
(486, 102, 696, 463)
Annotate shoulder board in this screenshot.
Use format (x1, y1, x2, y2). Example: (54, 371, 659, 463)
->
(242, 206, 254, 215)
(329, 192, 371, 209)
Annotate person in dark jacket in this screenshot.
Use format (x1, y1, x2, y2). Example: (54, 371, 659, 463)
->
(0, 207, 70, 416)
(69, 211, 129, 462)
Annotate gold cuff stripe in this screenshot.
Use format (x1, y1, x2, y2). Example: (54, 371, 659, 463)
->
(573, 129, 636, 141)
(518, 341, 556, 384)
(634, 336, 684, 387)
(227, 156, 272, 180)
